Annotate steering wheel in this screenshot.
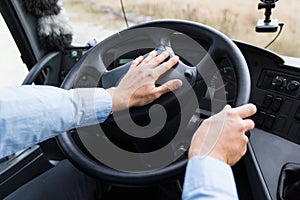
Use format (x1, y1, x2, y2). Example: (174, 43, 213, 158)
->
(57, 20, 251, 185)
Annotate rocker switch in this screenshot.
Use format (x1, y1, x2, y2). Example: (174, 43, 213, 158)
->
(271, 97, 283, 112)
(255, 111, 267, 126)
(262, 95, 273, 109)
(264, 114, 276, 129)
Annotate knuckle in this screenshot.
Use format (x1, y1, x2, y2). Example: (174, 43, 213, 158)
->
(152, 57, 160, 64)
(225, 109, 234, 117)
(145, 71, 155, 79)
(150, 51, 157, 56)
(234, 120, 245, 132)
(249, 120, 255, 129)
(137, 69, 144, 75)
(160, 85, 170, 93)
(240, 149, 247, 158)
(131, 60, 138, 66)
(244, 120, 255, 131)
(242, 135, 249, 144)
(154, 92, 161, 99)
(248, 104, 257, 114)
(201, 117, 211, 127)
(160, 63, 171, 72)
(170, 57, 177, 64)
(146, 93, 158, 102)
(242, 142, 248, 154)
(241, 122, 248, 130)
(240, 125, 247, 133)
(163, 51, 170, 57)
(164, 83, 172, 91)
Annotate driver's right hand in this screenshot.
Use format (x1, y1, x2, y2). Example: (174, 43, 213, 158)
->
(188, 103, 257, 166)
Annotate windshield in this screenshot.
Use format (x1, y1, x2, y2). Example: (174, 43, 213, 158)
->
(64, 0, 299, 57)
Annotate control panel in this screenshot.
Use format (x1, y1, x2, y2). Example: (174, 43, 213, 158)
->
(60, 47, 90, 82)
(258, 69, 300, 97)
(254, 69, 300, 144)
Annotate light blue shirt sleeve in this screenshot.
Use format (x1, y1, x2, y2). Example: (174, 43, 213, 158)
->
(182, 156, 239, 200)
(0, 85, 112, 158)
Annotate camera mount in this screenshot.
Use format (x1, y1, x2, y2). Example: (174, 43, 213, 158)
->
(256, 0, 279, 32)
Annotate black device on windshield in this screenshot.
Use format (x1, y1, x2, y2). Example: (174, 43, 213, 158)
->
(256, 0, 279, 32)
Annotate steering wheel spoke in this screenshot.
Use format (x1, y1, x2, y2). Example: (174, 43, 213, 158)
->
(148, 28, 174, 47)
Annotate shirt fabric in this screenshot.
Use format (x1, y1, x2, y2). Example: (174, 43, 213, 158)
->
(182, 155, 239, 200)
(0, 85, 112, 158)
(0, 85, 238, 199)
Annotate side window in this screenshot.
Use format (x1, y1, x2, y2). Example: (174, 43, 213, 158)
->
(0, 15, 29, 163)
(0, 15, 28, 86)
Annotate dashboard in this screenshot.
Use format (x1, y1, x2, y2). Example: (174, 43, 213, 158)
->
(236, 42, 300, 145)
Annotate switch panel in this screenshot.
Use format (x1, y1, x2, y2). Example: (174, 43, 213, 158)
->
(258, 70, 300, 96)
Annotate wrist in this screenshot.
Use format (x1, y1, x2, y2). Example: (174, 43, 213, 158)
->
(208, 151, 227, 164)
(106, 87, 115, 113)
(188, 149, 227, 164)
(106, 87, 129, 112)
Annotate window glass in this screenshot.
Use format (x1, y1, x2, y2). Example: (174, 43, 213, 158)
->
(0, 15, 29, 162)
(64, 0, 299, 57)
(0, 15, 28, 86)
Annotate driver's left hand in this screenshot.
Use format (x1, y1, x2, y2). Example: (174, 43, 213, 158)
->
(106, 50, 182, 112)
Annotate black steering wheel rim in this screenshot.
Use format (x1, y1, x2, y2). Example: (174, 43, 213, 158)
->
(57, 19, 251, 185)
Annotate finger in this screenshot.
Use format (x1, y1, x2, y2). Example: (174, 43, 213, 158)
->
(243, 119, 255, 131)
(154, 56, 179, 77)
(141, 50, 157, 65)
(129, 56, 144, 71)
(222, 104, 232, 111)
(230, 103, 257, 119)
(148, 51, 170, 67)
(153, 79, 182, 96)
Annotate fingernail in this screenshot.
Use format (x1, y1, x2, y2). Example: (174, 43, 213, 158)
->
(174, 80, 183, 89)
(170, 56, 179, 62)
(151, 50, 157, 55)
(224, 105, 232, 110)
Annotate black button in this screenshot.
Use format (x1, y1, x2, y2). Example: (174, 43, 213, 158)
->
(265, 114, 276, 129)
(262, 95, 273, 109)
(272, 76, 287, 88)
(287, 81, 300, 91)
(271, 97, 283, 112)
(255, 111, 266, 126)
(294, 105, 300, 121)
